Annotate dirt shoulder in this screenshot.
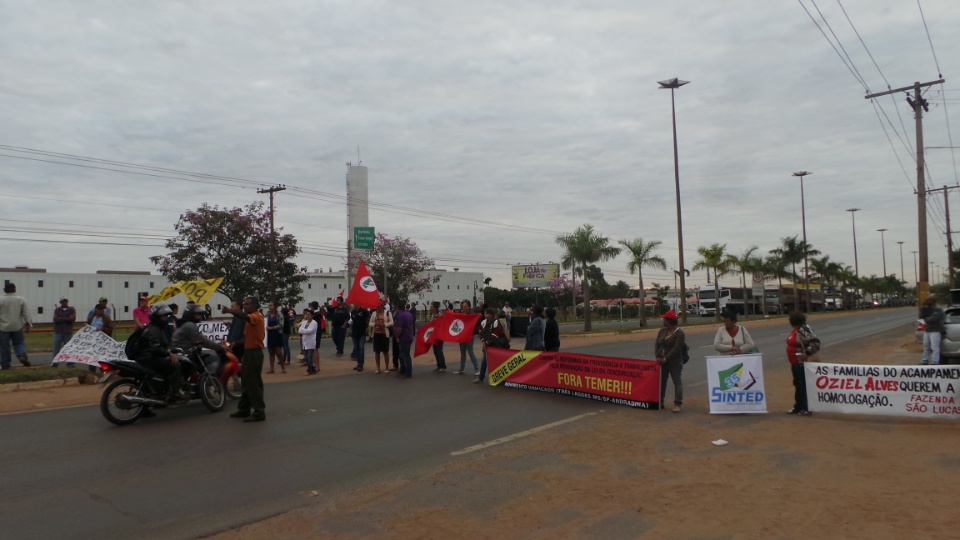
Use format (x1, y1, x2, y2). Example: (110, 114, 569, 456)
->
(205, 316, 960, 540)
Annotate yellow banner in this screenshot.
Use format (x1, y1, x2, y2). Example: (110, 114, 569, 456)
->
(148, 277, 224, 307)
(489, 350, 542, 386)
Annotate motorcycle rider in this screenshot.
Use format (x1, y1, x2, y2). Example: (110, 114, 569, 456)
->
(134, 305, 183, 403)
(171, 304, 226, 354)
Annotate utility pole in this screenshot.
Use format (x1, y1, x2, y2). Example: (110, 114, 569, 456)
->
(866, 78, 944, 303)
(926, 184, 959, 289)
(257, 184, 287, 304)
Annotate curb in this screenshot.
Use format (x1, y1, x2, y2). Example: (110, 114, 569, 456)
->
(0, 378, 82, 393)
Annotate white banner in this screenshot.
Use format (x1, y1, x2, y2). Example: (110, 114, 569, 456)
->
(705, 354, 767, 414)
(199, 318, 268, 348)
(805, 363, 960, 418)
(51, 325, 127, 369)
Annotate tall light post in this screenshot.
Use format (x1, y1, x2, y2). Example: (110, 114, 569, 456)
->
(659, 77, 690, 323)
(877, 228, 888, 277)
(897, 241, 905, 305)
(792, 171, 813, 312)
(846, 208, 861, 278)
(912, 250, 919, 285)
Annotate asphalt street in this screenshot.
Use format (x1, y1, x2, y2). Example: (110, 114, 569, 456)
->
(0, 308, 915, 539)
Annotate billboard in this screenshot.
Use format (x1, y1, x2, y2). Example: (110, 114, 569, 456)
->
(511, 264, 560, 289)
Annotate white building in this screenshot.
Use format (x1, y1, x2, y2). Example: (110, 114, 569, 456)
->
(2, 266, 484, 324)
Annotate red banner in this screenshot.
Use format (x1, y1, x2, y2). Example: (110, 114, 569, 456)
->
(414, 317, 441, 358)
(486, 348, 661, 409)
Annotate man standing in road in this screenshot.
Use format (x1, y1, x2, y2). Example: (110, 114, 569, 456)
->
(52, 297, 76, 356)
(329, 298, 350, 357)
(226, 297, 267, 422)
(0, 283, 32, 369)
(393, 303, 415, 378)
(920, 295, 945, 366)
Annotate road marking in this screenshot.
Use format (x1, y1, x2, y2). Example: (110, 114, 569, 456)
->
(0, 402, 93, 417)
(451, 411, 600, 456)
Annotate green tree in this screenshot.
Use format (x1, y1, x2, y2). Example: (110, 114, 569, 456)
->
(777, 236, 820, 312)
(725, 246, 759, 317)
(619, 237, 667, 326)
(348, 233, 440, 307)
(692, 243, 731, 321)
(151, 202, 307, 305)
(556, 224, 621, 331)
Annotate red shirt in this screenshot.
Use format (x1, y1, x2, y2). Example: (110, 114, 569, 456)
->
(786, 329, 801, 365)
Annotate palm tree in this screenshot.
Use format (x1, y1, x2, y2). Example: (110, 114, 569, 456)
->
(556, 224, 621, 331)
(810, 255, 834, 310)
(725, 246, 759, 317)
(619, 238, 667, 327)
(778, 236, 820, 312)
(764, 250, 789, 314)
(692, 243, 731, 321)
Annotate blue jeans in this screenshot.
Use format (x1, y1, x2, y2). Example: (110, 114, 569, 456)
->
(304, 348, 317, 374)
(477, 347, 488, 381)
(459, 337, 479, 372)
(52, 332, 72, 357)
(432, 342, 446, 370)
(0, 330, 27, 369)
(398, 341, 412, 376)
(922, 332, 941, 365)
(352, 335, 367, 368)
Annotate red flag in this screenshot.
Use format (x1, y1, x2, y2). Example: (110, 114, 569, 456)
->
(347, 260, 381, 309)
(414, 317, 441, 358)
(432, 311, 481, 344)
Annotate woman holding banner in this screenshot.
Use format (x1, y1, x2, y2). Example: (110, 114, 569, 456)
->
(786, 311, 820, 416)
(654, 310, 685, 413)
(474, 308, 510, 384)
(713, 310, 756, 355)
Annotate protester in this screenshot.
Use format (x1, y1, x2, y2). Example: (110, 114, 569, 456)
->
(52, 297, 76, 356)
(369, 303, 393, 374)
(503, 301, 513, 326)
(266, 302, 285, 374)
(86, 296, 112, 319)
(309, 301, 326, 347)
(786, 311, 820, 416)
(132, 295, 151, 329)
(299, 309, 319, 375)
(281, 305, 294, 367)
(393, 303, 415, 378)
(525, 305, 546, 351)
(350, 304, 371, 372)
(475, 308, 510, 384)
(429, 301, 447, 373)
(713, 310, 756, 355)
(0, 283, 32, 369)
(920, 295, 945, 366)
(544, 307, 560, 352)
(227, 297, 267, 422)
(654, 310, 685, 412)
(166, 303, 179, 340)
(88, 304, 115, 337)
(455, 300, 480, 375)
(171, 304, 224, 353)
(223, 300, 247, 359)
(329, 298, 350, 357)
(132, 305, 181, 408)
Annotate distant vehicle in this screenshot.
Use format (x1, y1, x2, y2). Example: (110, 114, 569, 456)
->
(824, 294, 844, 311)
(698, 288, 731, 317)
(939, 308, 960, 364)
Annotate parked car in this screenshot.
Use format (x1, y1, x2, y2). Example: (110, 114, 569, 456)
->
(939, 308, 960, 364)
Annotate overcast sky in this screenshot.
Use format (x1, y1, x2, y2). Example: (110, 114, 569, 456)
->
(2, 0, 958, 292)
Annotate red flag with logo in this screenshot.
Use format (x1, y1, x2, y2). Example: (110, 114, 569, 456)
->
(414, 317, 441, 358)
(432, 311, 481, 344)
(347, 260, 381, 309)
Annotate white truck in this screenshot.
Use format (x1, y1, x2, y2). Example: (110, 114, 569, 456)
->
(698, 288, 731, 317)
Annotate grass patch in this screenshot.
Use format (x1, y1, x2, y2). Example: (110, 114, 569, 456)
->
(0, 366, 93, 384)
(22, 326, 137, 353)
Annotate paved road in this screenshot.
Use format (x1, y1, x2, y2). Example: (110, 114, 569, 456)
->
(1, 308, 915, 539)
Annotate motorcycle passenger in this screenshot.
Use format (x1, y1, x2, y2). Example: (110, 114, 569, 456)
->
(134, 305, 183, 403)
(171, 304, 226, 377)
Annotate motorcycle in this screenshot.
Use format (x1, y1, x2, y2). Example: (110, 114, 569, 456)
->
(218, 348, 243, 400)
(98, 345, 226, 426)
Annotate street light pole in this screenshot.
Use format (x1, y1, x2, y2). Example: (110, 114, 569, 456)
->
(792, 171, 813, 312)
(846, 208, 861, 278)
(897, 241, 905, 305)
(877, 228, 888, 277)
(659, 77, 690, 323)
(912, 250, 919, 285)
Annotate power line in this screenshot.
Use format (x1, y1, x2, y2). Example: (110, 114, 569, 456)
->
(916, 0, 942, 78)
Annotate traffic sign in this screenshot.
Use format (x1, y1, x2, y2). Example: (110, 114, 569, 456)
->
(353, 226, 375, 250)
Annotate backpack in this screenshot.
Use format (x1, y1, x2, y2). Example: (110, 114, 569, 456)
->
(124, 326, 146, 360)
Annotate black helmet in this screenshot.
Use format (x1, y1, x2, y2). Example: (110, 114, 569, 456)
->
(149, 305, 173, 326)
(184, 303, 206, 322)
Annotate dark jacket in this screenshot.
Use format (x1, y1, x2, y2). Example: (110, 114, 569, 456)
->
(921, 305, 945, 334)
(544, 318, 560, 351)
(135, 323, 171, 364)
(351, 308, 371, 338)
(655, 327, 686, 364)
(330, 305, 350, 328)
(53, 306, 76, 335)
(525, 316, 546, 351)
(171, 321, 221, 351)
